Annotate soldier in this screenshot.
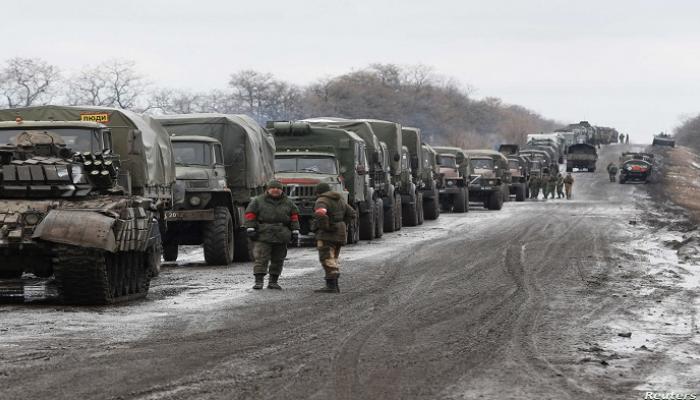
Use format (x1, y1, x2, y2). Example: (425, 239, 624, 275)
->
(244, 179, 300, 290)
(619, 133, 625, 143)
(556, 172, 564, 199)
(311, 182, 357, 293)
(563, 173, 574, 199)
(606, 162, 618, 182)
(528, 173, 540, 199)
(626, 134, 629, 144)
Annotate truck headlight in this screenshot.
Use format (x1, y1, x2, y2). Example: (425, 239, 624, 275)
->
(446, 180, 455, 187)
(189, 196, 201, 206)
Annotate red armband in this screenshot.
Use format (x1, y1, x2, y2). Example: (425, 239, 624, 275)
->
(290, 213, 299, 222)
(245, 212, 256, 221)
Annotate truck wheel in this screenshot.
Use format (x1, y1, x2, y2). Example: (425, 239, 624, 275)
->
(383, 195, 397, 233)
(423, 197, 439, 220)
(488, 189, 504, 210)
(453, 188, 467, 213)
(163, 243, 178, 262)
(347, 213, 360, 244)
(202, 207, 235, 265)
(233, 229, 253, 262)
(416, 192, 424, 225)
(394, 193, 403, 231)
(525, 185, 530, 199)
(402, 192, 419, 227)
(374, 198, 384, 238)
(359, 203, 376, 241)
(515, 184, 526, 202)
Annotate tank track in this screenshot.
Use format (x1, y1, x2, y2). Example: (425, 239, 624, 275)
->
(52, 245, 150, 305)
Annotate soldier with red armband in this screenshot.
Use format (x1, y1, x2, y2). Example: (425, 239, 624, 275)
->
(244, 179, 300, 290)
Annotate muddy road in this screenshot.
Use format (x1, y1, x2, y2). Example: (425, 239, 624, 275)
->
(1, 144, 698, 399)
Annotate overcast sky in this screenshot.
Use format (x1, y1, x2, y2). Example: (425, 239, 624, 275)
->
(4, 0, 700, 141)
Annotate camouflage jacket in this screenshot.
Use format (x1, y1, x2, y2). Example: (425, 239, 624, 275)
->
(563, 175, 574, 185)
(311, 191, 357, 244)
(556, 174, 564, 186)
(244, 193, 300, 244)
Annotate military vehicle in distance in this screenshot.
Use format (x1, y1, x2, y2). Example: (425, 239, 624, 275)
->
(566, 143, 598, 172)
(652, 132, 675, 147)
(0, 105, 176, 304)
(419, 143, 440, 220)
(269, 121, 379, 243)
(526, 133, 565, 163)
(619, 153, 653, 184)
(432, 146, 469, 213)
(463, 149, 511, 210)
(154, 114, 275, 263)
(498, 144, 529, 201)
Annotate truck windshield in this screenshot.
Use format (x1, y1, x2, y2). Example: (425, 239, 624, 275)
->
(173, 141, 211, 166)
(471, 159, 494, 170)
(508, 160, 520, 169)
(0, 128, 102, 153)
(275, 156, 337, 174)
(437, 155, 457, 168)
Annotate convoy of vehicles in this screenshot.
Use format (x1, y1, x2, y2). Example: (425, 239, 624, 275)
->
(0, 106, 628, 304)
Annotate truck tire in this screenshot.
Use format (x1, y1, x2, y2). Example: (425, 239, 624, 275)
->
(374, 198, 384, 238)
(416, 192, 424, 225)
(202, 207, 235, 265)
(347, 213, 360, 244)
(525, 185, 530, 199)
(394, 193, 403, 231)
(233, 229, 253, 262)
(383, 195, 397, 233)
(163, 243, 178, 262)
(402, 192, 419, 227)
(453, 188, 467, 213)
(515, 184, 526, 202)
(359, 203, 376, 241)
(487, 189, 504, 210)
(423, 189, 439, 220)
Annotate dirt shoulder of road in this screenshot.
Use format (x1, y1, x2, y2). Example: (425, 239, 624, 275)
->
(656, 145, 700, 223)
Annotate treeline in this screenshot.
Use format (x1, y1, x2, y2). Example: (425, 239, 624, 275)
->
(674, 114, 700, 151)
(0, 57, 560, 147)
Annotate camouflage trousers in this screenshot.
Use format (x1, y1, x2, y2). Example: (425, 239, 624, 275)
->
(564, 183, 573, 199)
(556, 184, 564, 198)
(316, 240, 342, 278)
(530, 186, 540, 199)
(252, 241, 288, 276)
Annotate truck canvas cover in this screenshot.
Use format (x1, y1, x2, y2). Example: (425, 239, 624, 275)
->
(0, 105, 176, 190)
(154, 114, 275, 194)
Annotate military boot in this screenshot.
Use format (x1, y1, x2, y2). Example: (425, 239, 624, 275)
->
(253, 273, 265, 290)
(267, 274, 282, 290)
(314, 278, 336, 293)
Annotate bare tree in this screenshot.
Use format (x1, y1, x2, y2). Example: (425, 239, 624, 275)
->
(66, 60, 147, 110)
(0, 57, 60, 108)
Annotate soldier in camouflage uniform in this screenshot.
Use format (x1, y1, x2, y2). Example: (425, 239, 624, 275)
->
(563, 173, 575, 199)
(244, 179, 300, 290)
(540, 171, 551, 200)
(311, 182, 357, 293)
(556, 172, 564, 199)
(528, 174, 541, 199)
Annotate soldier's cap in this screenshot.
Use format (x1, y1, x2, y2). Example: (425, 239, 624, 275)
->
(266, 179, 283, 189)
(314, 182, 331, 195)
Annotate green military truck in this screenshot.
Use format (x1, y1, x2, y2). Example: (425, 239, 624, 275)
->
(566, 143, 598, 172)
(419, 142, 441, 220)
(432, 146, 469, 213)
(401, 126, 437, 225)
(268, 121, 379, 243)
(498, 144, 529, 202)
(304, 118, 398, 233)
(0, 105, 176, 304)
(154, 114, 275, 264)
(463, 149, 511, 210)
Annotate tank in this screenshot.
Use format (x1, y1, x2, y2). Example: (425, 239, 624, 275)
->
(0, 118, 169, 304)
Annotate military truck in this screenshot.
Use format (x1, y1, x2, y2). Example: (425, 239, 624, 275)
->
(432, 146, 469, 213)
(402, 127, 440, 225)
(653, 132, 675, 147)
(506, 155, 529, 201)
(419, 143, 440, 220)
(154, 114, 274, 263)
(526, 133, 565, 163)
(0, 105, 176, 304)
(519, 148, 555, 173)
(268, 121, 379, 243)
(463, 150, 511, 210)
(566, 143, 598, 172)
(304, 118, 400, 233)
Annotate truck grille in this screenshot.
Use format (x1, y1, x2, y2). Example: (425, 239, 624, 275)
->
(284, 185, 315, 198)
